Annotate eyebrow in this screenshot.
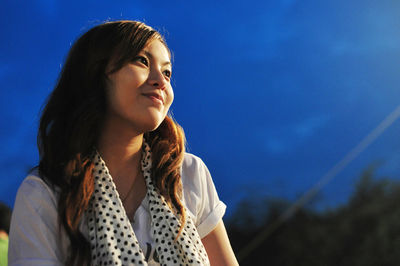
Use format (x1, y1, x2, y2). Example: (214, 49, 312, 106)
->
(143, 51, 172, 67)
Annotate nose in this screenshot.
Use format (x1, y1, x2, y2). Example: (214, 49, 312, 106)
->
(148, 68, 167, 90)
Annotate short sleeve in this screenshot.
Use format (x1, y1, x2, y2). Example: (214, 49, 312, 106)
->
(8, 173, 67, 266)
(181, 153, 226, 239)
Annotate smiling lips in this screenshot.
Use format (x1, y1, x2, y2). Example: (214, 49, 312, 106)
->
(142, 92, 164, 105)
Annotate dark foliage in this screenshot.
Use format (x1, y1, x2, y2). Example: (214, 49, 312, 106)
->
(226, 166, 400, 266)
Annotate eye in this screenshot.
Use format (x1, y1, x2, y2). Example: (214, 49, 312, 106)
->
(163, 69, 172, 78)
(134, 56, 148, 66)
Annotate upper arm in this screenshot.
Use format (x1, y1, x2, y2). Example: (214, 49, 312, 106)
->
(8, 176, 66, 265)
(201, 220, 239, 266)
(181, 154, 238, 265)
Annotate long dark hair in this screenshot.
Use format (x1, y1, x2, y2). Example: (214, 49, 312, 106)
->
(38, 21, 186, 265)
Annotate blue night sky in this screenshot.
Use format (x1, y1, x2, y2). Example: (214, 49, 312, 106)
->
(1, 0, 400, 217)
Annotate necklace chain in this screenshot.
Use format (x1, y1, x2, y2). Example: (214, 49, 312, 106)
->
(121, 167, 142, 204)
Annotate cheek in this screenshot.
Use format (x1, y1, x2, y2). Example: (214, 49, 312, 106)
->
(166, 87, 174, 107)
(106, 83, 122, 109)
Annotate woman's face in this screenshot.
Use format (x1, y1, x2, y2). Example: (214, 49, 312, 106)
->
(106, 39, 174, 133)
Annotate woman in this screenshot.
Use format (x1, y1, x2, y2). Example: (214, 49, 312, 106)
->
(8, 21, 238, 265)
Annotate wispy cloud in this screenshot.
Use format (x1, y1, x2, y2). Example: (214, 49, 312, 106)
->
(294, 114, 330, 138)
(259, 114, 331, 155)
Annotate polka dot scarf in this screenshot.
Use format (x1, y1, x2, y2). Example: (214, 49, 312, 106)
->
(86, 141, 210, 265)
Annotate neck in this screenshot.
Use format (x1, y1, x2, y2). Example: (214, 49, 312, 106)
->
(97, 116, 145, 179)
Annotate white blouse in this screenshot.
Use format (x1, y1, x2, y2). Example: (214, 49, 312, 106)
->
(8, 153, 226, 266)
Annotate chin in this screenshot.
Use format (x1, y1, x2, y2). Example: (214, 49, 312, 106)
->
(133, 109, 168, 133)
(142, 118, 165, 133)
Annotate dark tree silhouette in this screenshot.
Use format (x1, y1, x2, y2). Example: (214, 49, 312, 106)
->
(226, 165, 400, 266)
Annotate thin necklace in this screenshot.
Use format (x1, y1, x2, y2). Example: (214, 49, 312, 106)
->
(121, 167, 142, 204)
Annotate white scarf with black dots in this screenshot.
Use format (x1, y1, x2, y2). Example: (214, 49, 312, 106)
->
(86, 141, 210, 266)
